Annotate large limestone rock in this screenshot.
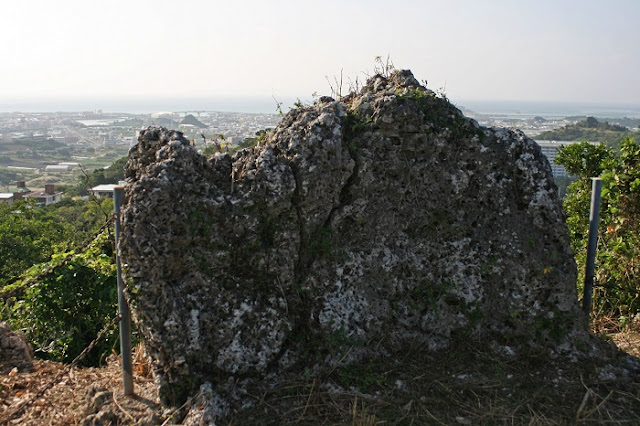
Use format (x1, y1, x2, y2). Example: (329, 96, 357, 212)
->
(120, 70, 586, 408)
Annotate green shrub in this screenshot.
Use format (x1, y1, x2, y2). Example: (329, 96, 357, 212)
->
(0, 200, 69, 283)
(556, 138, 640, 323)
(4, 232, 119, 365)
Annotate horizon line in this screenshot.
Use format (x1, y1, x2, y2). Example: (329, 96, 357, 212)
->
(1, 96, 639, 117)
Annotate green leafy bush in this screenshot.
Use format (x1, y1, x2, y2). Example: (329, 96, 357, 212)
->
(0, 198, 113, 284)
(4, 232, 118, 365)
(0, 200, 69, 283)
(556, 138, 640, 324)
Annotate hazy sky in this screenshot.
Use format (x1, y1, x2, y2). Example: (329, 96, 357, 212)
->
(1, 0, 638, 107)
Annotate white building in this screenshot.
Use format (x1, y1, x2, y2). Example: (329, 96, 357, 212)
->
(89, 181, 127, 198)
(0, 193, 16, 203)
(59, 162, 80, 169)
(536, 140, 582, 177)
(45, 164, 72, 172)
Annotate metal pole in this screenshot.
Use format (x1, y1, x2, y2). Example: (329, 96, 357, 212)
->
(114, 186, 134, 395)
(582, 178, 602, 317)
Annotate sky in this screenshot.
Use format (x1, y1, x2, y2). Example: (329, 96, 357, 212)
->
(0, 0, 639, 112)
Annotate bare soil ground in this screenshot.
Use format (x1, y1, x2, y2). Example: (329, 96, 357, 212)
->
(1, 331, 639, 425)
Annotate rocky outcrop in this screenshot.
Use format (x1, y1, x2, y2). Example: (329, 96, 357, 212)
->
(0, 322, 33, 371)
(119, 70, 587, 411)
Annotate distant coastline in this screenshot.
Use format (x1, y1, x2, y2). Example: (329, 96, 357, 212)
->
(1, 96, 639, 119)
(454, 99, 640, 119)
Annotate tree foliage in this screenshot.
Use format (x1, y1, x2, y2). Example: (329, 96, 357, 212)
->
(4, 232, 118, 365)
(0, 200, 69, 283)
(0, 198, 113, 284)
(0, 196, 119, 366)
(556, 138, 640, 323)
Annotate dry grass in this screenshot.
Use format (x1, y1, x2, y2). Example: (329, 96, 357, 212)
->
(593, 315, 640, 358)
(0, 332, 639, 425)
(613, 331, 640, 358)
(225, 338, 640, 425)
(0, 345, 159, 425)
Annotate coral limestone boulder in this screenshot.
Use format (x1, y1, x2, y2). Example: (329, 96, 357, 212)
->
(119, 70, 585, 408)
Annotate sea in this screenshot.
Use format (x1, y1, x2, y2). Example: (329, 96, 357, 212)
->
(1, 96, 639, 119)
(453, 99, 640, 119)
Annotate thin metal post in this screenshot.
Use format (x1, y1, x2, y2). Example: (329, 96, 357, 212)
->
(583, 178, 602, 317)
(114, 186, 134, 395)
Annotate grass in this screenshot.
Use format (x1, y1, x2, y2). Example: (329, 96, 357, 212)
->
(223, 336, 640, 425)
(1, 321, 638, 424)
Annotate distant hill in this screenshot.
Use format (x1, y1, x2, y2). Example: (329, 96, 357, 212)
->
(180, 114, 207, 129)
(536, 116, 635, 147)
(565, 116, 640, 129)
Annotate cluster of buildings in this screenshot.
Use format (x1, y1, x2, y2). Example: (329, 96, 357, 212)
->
(0, 180, 125, 206)
(0, 182, 63, 206)
(167, 111, 281, 145)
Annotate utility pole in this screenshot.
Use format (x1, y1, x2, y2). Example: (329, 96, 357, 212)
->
(582, 178, 602, 317)
(114, 186, 134, 395)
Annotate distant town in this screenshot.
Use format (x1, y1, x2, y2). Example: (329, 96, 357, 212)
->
(1, 104, 638, 204)
(0, 109, 281, 200)
(0, 108, 281, 162)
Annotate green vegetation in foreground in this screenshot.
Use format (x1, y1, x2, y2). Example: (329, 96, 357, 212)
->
(0, 196, 118, 366)
(4, 232, 118, 366)
(556, 138, 640, 324)
(537, 116, 636, 147)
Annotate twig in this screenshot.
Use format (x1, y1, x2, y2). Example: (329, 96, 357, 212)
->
(327, 345, 354, 377)
(576, 389, 591, 419)
(583, 390, 615, 419)
(112, 393, 136, 423)
(421, 406, 445, 425)
(160, 392, 198, 426)
(295, 378, 315, 423)
(78, 164, 112, 225)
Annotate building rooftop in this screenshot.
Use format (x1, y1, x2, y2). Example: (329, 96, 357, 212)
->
(91, 184, 118, 192)
(25, 190, 63, 197)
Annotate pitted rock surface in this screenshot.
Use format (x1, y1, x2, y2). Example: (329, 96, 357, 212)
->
(0, 322, 33, 371)
(120, 70, 586, 408)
